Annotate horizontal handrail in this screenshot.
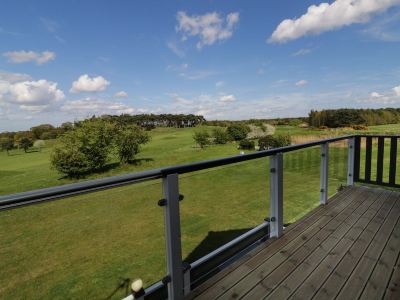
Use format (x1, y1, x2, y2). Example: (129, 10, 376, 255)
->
(0, 135, 354, 210)
(0, 170, 162, 210)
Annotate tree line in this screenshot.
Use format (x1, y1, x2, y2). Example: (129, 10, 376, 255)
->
(0, 122, 74, 154)
(193, 123, 291, 150)
(0, 114, 205, 154)
(309, 108, 400, 128)
(100, 113, 205, 129)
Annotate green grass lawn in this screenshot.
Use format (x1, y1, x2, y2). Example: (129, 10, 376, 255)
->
(0, 124, 390, 299)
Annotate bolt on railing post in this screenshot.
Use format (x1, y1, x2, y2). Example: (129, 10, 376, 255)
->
(347, 137, 355, 186)
(320, 143, 329, 205)
(162, 173, 184, 300)
(269, 153, 283, 238)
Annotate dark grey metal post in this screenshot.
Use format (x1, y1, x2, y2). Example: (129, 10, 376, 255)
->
(269, 153, 283, 238)
(347, 138, 355, 186)
(163, 174, 184, 300)
(320, 143, 329, 205)
(183, 267, 191, 296)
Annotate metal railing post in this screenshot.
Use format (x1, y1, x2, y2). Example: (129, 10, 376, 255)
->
(162, 173, 184, 300)
(183, 263, 191, 296)
(347, 138, 355, 186)
(320, 143, 329, 205)
(269, 153, 283, 238)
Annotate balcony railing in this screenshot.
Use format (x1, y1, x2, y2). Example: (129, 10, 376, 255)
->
(0, 134, 397, 300)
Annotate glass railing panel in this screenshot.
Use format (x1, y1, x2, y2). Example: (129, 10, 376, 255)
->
(328, 140, 348, 196)
(283, 146, 320, 225)
(0, 180, 165, 299)
(179, 157, 269, 264)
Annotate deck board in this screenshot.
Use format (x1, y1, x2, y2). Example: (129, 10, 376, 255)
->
(189, 186, 400, 300)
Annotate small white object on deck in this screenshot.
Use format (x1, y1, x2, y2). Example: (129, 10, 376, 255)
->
(131, 279, 143, 292)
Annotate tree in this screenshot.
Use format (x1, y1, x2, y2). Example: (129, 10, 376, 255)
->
(30, 124, 55, 139)
(258, 135, 291, 150)
(226, 124, 250, 141)
(51, 120, 115, 177)
(212, 128, 230, 144)
(239, 139, 255, 150)
(20, 137, 33, 153)
(114, 125, 150, 164)
(14, 131, 33, 146)
(0, 137, 14, 155)
(60, 122, 74, 132)
(193, 130, 210, 148)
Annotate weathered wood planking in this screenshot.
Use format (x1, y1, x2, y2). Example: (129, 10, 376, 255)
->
(189, 187, 400, 300)
(190, 187, 357, 299)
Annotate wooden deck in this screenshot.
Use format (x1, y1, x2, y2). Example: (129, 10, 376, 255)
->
(188, 186, 400, 300)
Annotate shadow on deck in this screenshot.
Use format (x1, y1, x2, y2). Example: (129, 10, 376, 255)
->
(188, 186, 400, 300)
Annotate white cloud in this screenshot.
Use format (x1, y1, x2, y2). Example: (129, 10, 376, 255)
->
(61, 98, 135, 115)
(357, 87, 400, 104)
(292, 48, 312, 56)
(370, 91, 383, 98)
(176, 11, 239, 48)
(70, 74, 110, 93)
(0, 71, 31, 83)
(3, 50, 56, 64)
(115, 91, 128, 98)
(163, 92, 318, 120)
(269, 0, 400, 43)
(167, 41, 186, 57)
(393, 85, 400, 96)
(0, 78, 64, 112)
(219, 94, 236, 102)
(169, 93, 194, 105)
(295, 79, 308, 87)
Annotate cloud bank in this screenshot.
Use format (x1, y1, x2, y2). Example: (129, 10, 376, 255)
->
(3, 50, 56, 64)
(269, 0, 400, 43)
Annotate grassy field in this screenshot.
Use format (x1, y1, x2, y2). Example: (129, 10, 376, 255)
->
(0, 124, 398, 299)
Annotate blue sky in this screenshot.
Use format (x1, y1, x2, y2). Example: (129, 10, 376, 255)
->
(1, 0, 400, 131)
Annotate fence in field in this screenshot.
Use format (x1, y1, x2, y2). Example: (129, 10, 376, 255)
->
(0, 134, 398, 300)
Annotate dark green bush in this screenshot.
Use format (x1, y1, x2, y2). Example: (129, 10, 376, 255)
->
(51, 120, 115, 176)
(20, 137, 33, 153)
(115, 125, 150, 164)
(258, 135, 291, 150)
(226, 124, 250, 141)
(351, 124, 368, 130)
(0, 137, 14, 154)
(193, 130, 210, 148)
(212, 128, 230, 144)
(239, 139, 255, 150)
